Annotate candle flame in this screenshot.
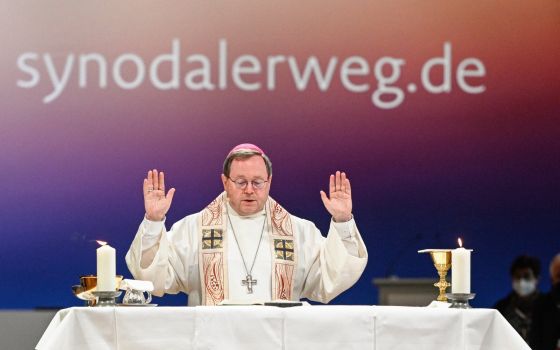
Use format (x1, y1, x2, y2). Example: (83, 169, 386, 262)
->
(458, 238, 463, 248)
(96, 240, 107, 246)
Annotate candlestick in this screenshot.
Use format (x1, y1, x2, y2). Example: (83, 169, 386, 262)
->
(446, 293, 476, 309)
(96, 241, 116, 291)
(451, 238, 472, 294)
(92, 291, 122, 307)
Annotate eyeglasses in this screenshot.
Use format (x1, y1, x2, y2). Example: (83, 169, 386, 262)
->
(228, 178, 269, 190)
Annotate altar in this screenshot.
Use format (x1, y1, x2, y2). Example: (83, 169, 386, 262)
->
(36, 305, 529, 350)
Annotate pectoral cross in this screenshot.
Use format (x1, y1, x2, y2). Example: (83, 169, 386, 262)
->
(242, 274, 257, 294)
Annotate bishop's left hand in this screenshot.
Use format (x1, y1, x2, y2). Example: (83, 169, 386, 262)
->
(320, 171, 353, 222)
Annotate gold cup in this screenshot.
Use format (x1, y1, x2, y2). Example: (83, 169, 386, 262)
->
(418, 249, 452, 302)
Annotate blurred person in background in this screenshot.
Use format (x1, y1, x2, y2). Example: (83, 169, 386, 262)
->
(530, 253, 560, 350)
(494, 255, 542, 341)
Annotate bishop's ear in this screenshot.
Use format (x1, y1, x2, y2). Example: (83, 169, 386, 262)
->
(221, 174, 228, 191)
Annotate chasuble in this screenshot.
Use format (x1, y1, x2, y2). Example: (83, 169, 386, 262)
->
(126, 192, 368, 306)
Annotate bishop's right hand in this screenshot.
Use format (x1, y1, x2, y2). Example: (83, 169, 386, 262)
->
(143, 169, 175, 221)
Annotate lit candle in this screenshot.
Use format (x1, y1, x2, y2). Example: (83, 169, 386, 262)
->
(451, 238, 471, 293)
(96, 241, 116, 291)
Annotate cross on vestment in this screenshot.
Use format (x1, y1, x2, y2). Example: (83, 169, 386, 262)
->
(202, 229, 222, 249)
(277, 240, 294, 260)
(242, 275, 257, 293)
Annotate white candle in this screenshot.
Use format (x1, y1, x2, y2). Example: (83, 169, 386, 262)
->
(96, 241, 116, 291)
(451, 238, 471, 293)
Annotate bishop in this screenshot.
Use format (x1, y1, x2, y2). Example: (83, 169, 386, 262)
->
(126, 144, 368, 305)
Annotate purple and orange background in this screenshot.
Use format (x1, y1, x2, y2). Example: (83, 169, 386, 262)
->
(0, 1, 559, 308)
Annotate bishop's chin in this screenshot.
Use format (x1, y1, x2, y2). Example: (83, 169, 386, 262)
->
(239, 200, 261, 214)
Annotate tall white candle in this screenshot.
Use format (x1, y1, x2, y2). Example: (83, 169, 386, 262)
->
(96, 241, 116, 291)
(451, 238, 471, 293)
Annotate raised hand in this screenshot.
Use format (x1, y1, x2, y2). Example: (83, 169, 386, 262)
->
(320, 171, 353, 222)
(143, 169, 175, 221)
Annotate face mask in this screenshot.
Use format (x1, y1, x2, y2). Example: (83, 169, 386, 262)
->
(512, 279, 537, 297)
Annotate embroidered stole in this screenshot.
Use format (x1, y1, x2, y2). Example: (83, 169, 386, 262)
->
(198, 192, 297, 305)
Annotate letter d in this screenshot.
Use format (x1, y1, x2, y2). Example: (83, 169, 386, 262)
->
(149, 39, 180, 90)
(421, 42, 452, 93)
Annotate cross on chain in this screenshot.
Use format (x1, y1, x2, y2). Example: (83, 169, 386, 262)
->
(241, 274, 257, 294)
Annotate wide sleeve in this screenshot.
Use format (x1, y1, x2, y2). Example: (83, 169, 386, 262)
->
(299, 218, 368, 303)
(125, 214, 199, 297)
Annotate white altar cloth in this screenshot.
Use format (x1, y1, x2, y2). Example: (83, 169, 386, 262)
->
(36, 305, 529, 350)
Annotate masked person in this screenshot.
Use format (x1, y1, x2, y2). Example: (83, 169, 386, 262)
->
(530, 254, 560, 350)
(126, 144, 368, 305)
(494, 255, 542, 341)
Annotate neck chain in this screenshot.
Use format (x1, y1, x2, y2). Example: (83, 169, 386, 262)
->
(226, 205, 267, 294)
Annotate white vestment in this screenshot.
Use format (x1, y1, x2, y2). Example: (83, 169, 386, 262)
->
(126, 195, 368, 306)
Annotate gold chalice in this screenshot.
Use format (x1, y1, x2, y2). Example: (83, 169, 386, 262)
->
(418, 249, 452, 302)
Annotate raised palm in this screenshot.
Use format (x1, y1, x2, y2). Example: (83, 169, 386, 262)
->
(320, 171, 353, 222)
(144, 169, 175, 221)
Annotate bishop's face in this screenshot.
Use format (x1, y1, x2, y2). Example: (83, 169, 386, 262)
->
(221, 155, 271, 216)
